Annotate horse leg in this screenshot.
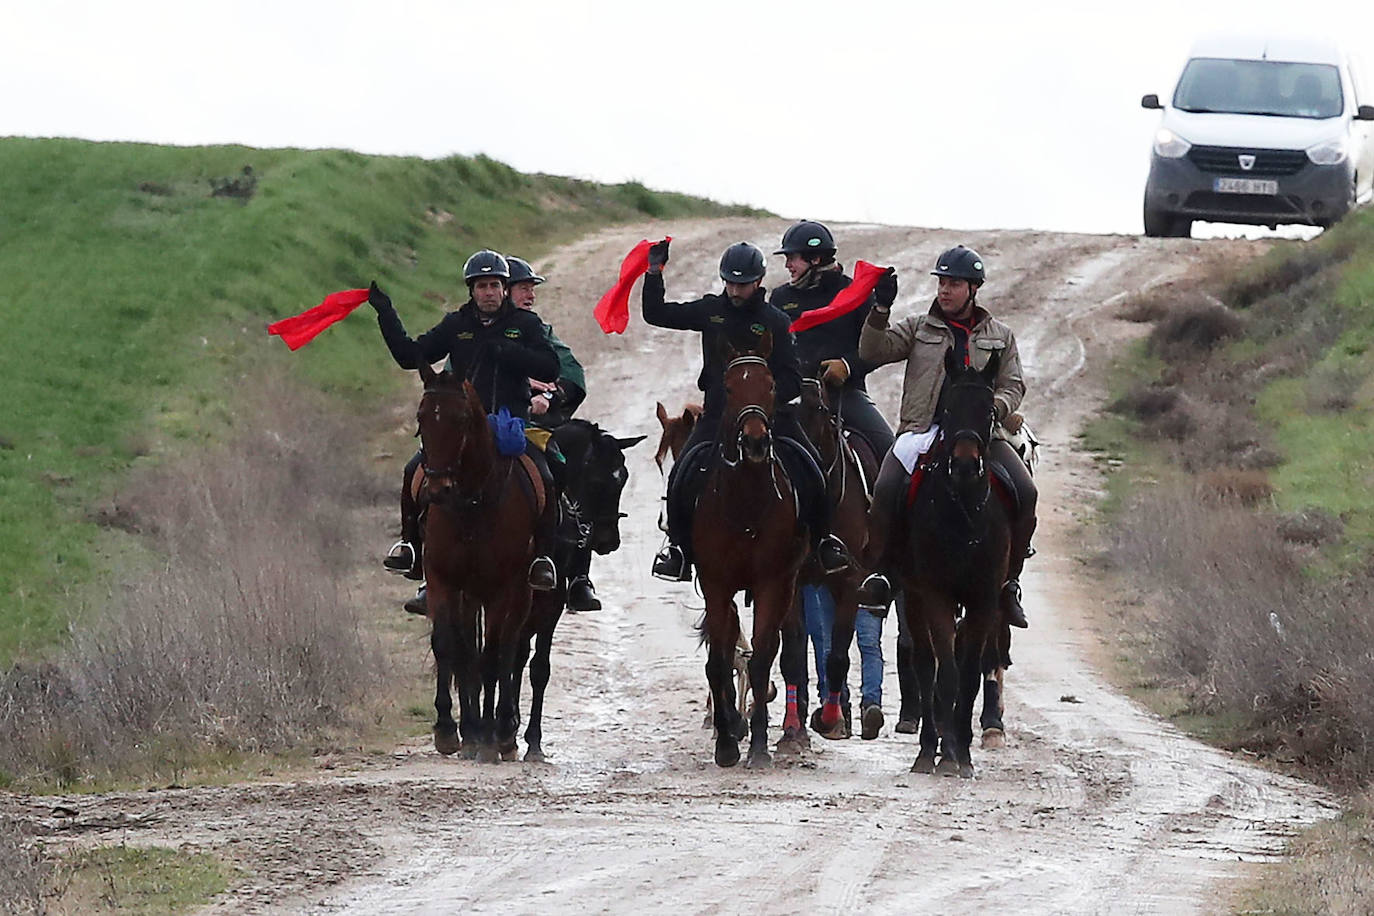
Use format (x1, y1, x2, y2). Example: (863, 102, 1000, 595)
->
(476, 602, 505, 765)
(704, 587, 743, 767)
(429, 588, 460, 756)
(493, 593, 529, 764)
(524, 596, 561, 763)
(952, 606, 995, 779)
(980, 625, 1008, 748)
(895, 592, 921, 733)
(929, 606, 963, 778)
(453, 596, 483, 759)
(775, 597, 810, 755)
(746, 581, 791, 769)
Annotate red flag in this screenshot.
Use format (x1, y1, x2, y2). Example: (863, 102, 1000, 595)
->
(788, 260, 889, 334)
(267, 288, 370, 350)
(593, 236, 670, 334)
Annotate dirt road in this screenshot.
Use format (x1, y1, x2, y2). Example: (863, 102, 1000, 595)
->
(3, 221, 1339, 914)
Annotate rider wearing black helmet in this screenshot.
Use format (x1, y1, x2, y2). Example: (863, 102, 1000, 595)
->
(370, 248, 562, 605)
(855, 245, 1036, 628)
(643, 239, 853, 581)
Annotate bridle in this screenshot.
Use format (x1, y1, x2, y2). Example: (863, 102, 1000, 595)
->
(417, 384, 505, 508)
(719, 356, 776, 470)
(933, 380, 996, 544)
(800, 377, 851, 502)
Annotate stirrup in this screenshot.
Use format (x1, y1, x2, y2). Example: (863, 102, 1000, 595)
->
(652, 545, 691, 582)
(384, 540, 417, 575)
(857, 573, 892, 612)
(818, 534, 852, 574)
(529, 556, 557, 591)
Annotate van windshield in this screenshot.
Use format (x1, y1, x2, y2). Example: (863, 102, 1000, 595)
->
(1173, 58, 1343, 119)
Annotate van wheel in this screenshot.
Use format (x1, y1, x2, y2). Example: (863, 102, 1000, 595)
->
(1144, 207, 1190, 239)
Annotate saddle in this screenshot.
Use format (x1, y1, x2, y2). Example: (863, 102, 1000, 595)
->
(410, 456, 546, 517)
(903, 434, 1020, 519)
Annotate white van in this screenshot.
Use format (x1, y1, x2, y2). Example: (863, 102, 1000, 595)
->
(1141, 35, 1374, 237)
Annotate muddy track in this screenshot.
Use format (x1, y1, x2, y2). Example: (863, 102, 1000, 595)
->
(0, 222, 1339, 914)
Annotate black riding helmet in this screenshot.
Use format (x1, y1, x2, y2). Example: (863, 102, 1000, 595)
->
(463, 249, 510, 285)
(719, 242, 767, 284)
(506, 256, 545, 285)
(774, 220, 836, 260)
(931, 245, 986, 285)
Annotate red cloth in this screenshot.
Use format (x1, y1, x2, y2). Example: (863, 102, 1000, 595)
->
(593, 237, 670, 334)
(267, 289, 370, 350)
(788, 260, 890, 333)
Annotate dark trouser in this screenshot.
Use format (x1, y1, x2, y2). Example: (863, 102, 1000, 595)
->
(525, 441, 560, 561)
(663, 409, 833, 562)
(861, 448, 910, 575)
(401, 450, 425, 556)
(837, 386, 895, 457)
(988, 438, 1037, 582)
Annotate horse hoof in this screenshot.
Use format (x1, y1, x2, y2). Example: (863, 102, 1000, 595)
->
(960, 763, 976, 779)
(819, 720, 850, 741)
(433, 727, 460, 757)
(745, 750, 773, 770)
(981, 728, 1005, 750)
(910, 755, 936, 775)
(935, 757, 961, 777)
(702, 712, 714, 730)
(476, 745, 501, 765)
(730, 717, 749, 742)
(524, 748, 546, 764)
(765, 681, 778, 703)
(775, 729, 809, 756)
(460, 743, 480, 761)
(895, 718, 919, 735)
(500, 746, 519, 762)
(715, 739, 741, 768)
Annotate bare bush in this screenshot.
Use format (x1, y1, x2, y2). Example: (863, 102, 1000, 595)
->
(0, 816, 50, 915)
(0, 376, 386, 787)
(1110, 385, 1180, 420)
(1277, 509, 1344, 546)
(1305, 365, 1363, 413)
(1147, 301, 1245, 362)
(1113, 482, 1374, 784)
(1197, 468, 1273, 506)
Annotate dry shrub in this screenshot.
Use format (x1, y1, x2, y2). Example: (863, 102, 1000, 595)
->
(1111, 385, 1180, 420)
(1113, 482, 1374, 785)
(1147, 301, 1245, 362)
(0, 816, 50, 915)
(1197, 468, 1273, 506)
(1277, 509, 1344, 546)
(1116, 290, 1175, 323)
(1305, 365, 1363, 413)
(0, 376, 386, 787)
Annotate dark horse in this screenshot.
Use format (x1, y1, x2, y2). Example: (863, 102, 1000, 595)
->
(797, 376, 879, 737)
(510, 420, 645, 762)
(413, 360, 545, 763)
(897, 349, 1011, 778)
(696, 334, 811, 768)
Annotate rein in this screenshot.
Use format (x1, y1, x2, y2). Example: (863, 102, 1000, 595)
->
(717, 355, 784, 501)
(418, 384, 510, 512)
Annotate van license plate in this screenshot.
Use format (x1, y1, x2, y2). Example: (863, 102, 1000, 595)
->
(1214, 177, 1278, 195)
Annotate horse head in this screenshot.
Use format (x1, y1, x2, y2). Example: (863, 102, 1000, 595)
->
(557, 420, 646, 555)
(415, 357, 492, 502)
(654, 401, 702, 473)
(938, 347, 1001, 484)
(721, 331, 776, 466)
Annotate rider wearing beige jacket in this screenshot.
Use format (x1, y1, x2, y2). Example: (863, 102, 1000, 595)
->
(855, 245, 1035, 628)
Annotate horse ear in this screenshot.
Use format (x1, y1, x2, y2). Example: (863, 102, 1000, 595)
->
(682, 408, 696, 429)
(656, 401, 669, 428)
(983, 350, 1001, 382)
(616, 434, 648, 450)
(416, 354, 436, 385)
(943, 346, 959, 377)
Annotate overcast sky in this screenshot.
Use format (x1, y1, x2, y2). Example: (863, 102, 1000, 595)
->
(8, 0, 1374, 237)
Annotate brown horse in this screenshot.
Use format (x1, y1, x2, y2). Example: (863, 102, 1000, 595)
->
(694, 335, 810, 768)
(897, 350, 1011, 778)
(413, 361, 545, 763)
(797, 377, 880, 738)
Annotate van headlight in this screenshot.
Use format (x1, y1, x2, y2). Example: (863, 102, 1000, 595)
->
(1153, 128, 1191, 159)
(1306, 137, 1348, 165)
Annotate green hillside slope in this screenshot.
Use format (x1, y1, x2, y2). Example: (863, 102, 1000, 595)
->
(0, 138, 758, 662)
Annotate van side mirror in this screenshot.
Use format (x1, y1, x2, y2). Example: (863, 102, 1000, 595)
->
(1141, 94, 1163, 110)
(1357, 104, 1374, 121)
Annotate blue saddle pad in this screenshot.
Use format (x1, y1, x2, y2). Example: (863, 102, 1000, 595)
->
(488, 408, 527, 457)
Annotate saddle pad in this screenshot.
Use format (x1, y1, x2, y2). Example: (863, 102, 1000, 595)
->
(517, 453, 547, 517)
(989, 461, 1019, 517)
(894, 426, 940, 474)
(410, 466, 426, 504)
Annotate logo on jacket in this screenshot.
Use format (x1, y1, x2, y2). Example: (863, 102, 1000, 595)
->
(504, 328, 521, 339)
(457, 331, 474, 340)
(1238, 154, 1256, 171)
(709, 315, 725, 324)
(750, 323, 766, 336)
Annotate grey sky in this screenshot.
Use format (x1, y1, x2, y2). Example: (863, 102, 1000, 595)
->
(8, 0, 1373, 237)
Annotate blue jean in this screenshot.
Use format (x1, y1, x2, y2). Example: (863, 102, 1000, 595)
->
(802, 585, 884, 707)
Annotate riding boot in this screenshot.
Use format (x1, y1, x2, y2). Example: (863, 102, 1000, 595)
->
(384, 451, 425, 580)
(564, 522, 601, 612)
(404, 585, 428, 616)
(528, 447, 559, 592)
(1001, 514, 1037, 628)
(783, 434, 853, 574)
(857, 450, 909, 611)
(653, 451, 697, 582)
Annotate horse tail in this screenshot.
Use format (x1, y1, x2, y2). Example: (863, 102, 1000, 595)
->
(693, 609, 708, 648)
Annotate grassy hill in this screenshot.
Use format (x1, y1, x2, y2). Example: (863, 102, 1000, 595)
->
(0, 138, 760, 663)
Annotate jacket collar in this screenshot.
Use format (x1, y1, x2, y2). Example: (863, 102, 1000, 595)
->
(925, 299, 991, 330)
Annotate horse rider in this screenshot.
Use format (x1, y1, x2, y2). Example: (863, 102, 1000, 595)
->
(644, 238, 853, 582)
(371, 249, 562, 613)
(506, 255, 602, 614)
(770, 220, 900, 739)
(855, 245, 1036, 628)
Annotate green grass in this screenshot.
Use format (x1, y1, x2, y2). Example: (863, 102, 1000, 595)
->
(58, 845, 232, 915)
(0, 138, 760, 664)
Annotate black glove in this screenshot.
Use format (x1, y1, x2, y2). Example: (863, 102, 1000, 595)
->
(368, 280, 392, 313)
(647, 239, 671, 271)
(874, 268, 898, 308)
